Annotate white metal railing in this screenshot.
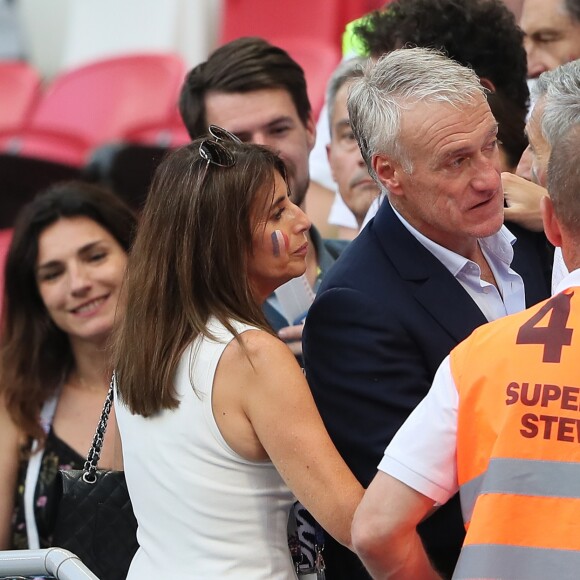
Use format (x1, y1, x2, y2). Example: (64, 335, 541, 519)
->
(0, 548, 98, 580)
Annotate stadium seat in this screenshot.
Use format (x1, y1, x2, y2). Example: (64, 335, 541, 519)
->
(0, 53, 186, 166)
(274, 36, 341, 120)
(221, 0, 347, 48)
(0, 60, 41, 132)
(122, 105, 190, 148)
(0, 227, 13, 315)
(0, 153, 81, 228)
(0, 128, 91, 167)
(86, 143, 169, 212)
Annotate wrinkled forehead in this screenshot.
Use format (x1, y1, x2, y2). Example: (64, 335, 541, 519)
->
(401, 94, 494, 146)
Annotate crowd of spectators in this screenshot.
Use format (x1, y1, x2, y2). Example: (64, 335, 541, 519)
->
(1, 0, 580, 578)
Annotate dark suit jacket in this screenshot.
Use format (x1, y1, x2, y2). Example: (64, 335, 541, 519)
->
(302, 201, 550, 579)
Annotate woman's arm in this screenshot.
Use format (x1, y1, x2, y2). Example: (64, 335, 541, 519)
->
(215, 330, 364, 548)
(0, 398, 21, 549)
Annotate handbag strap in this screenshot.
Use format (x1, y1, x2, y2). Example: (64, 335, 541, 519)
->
(24, 391, 59, 549)
(83, 373, 115, 483)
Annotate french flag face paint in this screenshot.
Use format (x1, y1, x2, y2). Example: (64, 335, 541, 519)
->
(271, 229, 288, 257)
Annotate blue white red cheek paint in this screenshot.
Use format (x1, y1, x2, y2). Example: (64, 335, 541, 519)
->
(271, 229, 288, 257)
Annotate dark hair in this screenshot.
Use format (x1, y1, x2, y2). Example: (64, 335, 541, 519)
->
(487, 89, 528, 171)
(0, 181, 137, 442)
(179, 37, 312, 139)
(354, 0, 529, 114)
(565, 0, 580, 22)
(114, 138, 288, 417)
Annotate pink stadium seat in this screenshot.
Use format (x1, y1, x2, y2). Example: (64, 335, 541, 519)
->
(276, 36, 341, 120)
(0, 228, 14, 316)
(219, 0, 374, 120)
(219, 0, 372, 48)
(0, 128, 90, 167)
(123, 105, 191, 148)
(0, 53, 186, 166)
(0, 61, 41, 132)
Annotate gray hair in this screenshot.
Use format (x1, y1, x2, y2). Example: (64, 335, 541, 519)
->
(326, 57, 366, 129)
(347, 47, 486, 177)
(548, 123, 580, 232)
(532, 59, 580, 148)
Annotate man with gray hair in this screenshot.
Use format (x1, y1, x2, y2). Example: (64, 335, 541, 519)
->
(303, 47, 549, 579)
(325, 57, 380, 235)
(503, 58, 580, 291)
(352, 119, 580, 579)
(526, 58, 580, 186)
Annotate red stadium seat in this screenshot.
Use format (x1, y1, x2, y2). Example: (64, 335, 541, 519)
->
(0, 128, 90, 167)
(275, 36, 341, 120)
(0, 61, 41, 132)
(219, 0, 372, 48)
(0, 228, 14, 316)
(0, 53, 186, 166)
(123, 105, 190, 148)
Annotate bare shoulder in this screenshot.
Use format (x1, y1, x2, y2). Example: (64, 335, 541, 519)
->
(231, 329, 297, 362)
(222, 329, 302, 379)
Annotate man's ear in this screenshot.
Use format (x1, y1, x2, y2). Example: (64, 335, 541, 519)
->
(480, 77, 497, 93)
(326, 143, 338, 183)
(305, 112, 316, 153)
(372, 154, 404, 195)
(541, 195, 563, 248)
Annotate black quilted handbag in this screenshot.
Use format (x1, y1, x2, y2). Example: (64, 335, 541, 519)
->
(51, 375, 138, 580)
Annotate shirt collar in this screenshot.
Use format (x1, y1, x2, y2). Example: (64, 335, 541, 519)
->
(390, 202, 516, 277)
(553, 268, 580, 295)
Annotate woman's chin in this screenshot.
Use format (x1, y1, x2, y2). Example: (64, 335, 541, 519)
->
(294, 263, 308, 278)
(284, 268, 306, 285)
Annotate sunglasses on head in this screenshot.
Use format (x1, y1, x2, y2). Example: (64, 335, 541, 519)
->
(199, 125, 242, 168)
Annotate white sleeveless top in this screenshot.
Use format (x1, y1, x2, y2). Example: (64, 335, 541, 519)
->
(116, 318, 298, 579)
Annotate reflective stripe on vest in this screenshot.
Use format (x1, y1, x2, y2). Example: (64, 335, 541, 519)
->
(453, 544, 580, 580)
(450, 289, 580, 577)
(460, 457, 580, 525)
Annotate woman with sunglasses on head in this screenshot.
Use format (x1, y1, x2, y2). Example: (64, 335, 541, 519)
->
(113, 128, 364, 579)
(0, 182, 136, 553)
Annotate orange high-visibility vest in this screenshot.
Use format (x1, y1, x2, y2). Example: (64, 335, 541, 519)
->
(449, 288, 580, 580)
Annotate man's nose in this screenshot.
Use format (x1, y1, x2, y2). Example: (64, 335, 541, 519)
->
(472, 156, 501, 191)
(516, 146, 533, 181)
(524, 42, 546, 78)
(251, 132, 271, 147)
